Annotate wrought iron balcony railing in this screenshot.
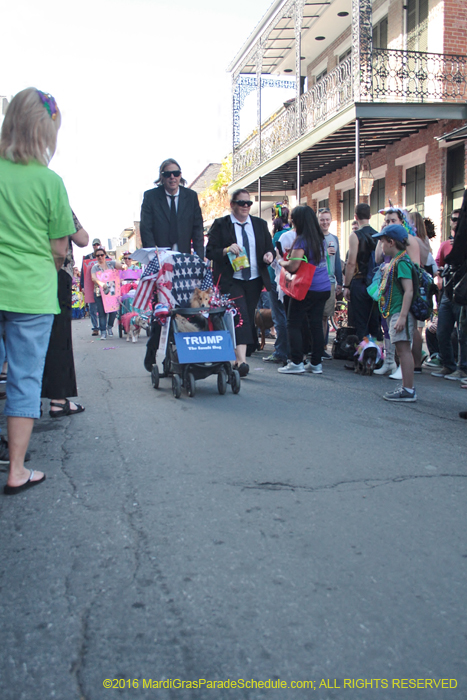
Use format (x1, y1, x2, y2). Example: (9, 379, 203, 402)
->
(233, 49, 467, 182)
(372, 48, 467, 102)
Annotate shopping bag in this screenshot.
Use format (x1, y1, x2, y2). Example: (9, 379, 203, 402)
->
(279, 255, 316, 301)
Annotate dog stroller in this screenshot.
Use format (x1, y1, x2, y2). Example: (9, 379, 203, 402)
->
(117, 269, 148, 338)
(133, 251, 241, 398)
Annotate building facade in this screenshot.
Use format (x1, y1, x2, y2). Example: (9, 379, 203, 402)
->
(229, 0, 467, 252)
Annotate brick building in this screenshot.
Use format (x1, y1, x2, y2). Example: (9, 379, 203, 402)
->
(228, 0, 467, 254)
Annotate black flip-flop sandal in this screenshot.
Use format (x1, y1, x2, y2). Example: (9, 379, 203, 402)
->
(4, 470, 46, 495)
(49, 398, 85, 418)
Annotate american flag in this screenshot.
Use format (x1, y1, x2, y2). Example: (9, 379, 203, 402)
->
(133, 252, 213, 312)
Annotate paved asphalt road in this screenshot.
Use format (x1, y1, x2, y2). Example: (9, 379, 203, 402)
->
(0, 318, 466, 700)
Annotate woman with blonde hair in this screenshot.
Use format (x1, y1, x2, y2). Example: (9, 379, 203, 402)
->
(0, 88, 75, 494)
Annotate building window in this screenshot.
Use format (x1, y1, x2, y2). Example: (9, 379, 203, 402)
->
(370, 178, 386, 231)
(316, 68, 327, 83)
(339, 48, 351, 63)
(405, 163, 425, 215)
(318, 198, 329, 210)
(445, 144, 465, 239)
(407, 0, 428, 52)
(372, 16, 388, 49)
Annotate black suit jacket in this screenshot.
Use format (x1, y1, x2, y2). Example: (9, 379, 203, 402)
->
(206, 215, 274, 292)
(140, 185, 204, 257)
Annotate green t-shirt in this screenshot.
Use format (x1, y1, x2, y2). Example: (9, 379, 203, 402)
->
(390, 255, 413, 315)
(0, 158, 75, 314)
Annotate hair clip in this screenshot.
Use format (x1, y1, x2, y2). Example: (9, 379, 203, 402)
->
(37, 90, 58, 120)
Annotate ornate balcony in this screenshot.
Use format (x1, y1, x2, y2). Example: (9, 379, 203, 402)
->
(232, 49, 467, 183)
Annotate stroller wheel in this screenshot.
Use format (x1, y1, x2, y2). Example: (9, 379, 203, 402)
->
(231, 369, 241, 394)
(172, 374, 182, 399)
(217, 369, 227, 395)
(151, 364, 160, 389)
(119, 323, 123, 338)
(186, 372, 196, 398)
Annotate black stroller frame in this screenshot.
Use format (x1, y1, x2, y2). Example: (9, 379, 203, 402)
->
(151, 306, 241, 399)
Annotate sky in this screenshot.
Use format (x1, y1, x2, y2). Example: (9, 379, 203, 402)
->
(1, 0, 276, 261)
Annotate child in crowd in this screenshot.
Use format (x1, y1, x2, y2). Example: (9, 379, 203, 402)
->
(373, 224, 417, 402)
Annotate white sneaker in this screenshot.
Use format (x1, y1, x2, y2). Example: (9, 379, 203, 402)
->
(304, 362, 323, 374)
(107, 328, 113, 336)
(100, 331, 107, 340)
(278, 361, 305, 374)
(389, 365, 402, 380)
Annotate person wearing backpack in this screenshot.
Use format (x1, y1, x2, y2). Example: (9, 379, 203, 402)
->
(343, 203, 380, 341)
(373, 224, 417, 402)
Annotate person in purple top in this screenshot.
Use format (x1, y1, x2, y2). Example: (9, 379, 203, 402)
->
(278, 205, 331, 375)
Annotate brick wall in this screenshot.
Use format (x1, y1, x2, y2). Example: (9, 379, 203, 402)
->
(443, 0, 467, 56)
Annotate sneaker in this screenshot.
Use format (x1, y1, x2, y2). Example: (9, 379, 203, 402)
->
(414, 367, 422, 374)
(431, 367, 453, 377)
(444, 369, 467, 381)
(321, 351, 332, 360)
(263, 354, 286, 364)
(107, 328, 113, 336)
(278, 361, 305, 374)
(100, 332, 108, 340)
(304, 362, 323, 374)
(425, 354, 442, 368)
(0, 436, 31, 464)
(383, 386, 417, 402)
(91, 329, 99, 336)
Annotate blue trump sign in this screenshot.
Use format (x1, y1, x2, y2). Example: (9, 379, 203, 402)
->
(174, 331, 236, 363)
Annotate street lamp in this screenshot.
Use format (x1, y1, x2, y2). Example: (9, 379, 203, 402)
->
(359, 158, 374, 197)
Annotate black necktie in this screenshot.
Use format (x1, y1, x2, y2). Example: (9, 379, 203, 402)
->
(236, 222, 251, 280)
(169, 195, 178, 246)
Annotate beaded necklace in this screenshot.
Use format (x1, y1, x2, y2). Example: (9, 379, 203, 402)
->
(378, 251, 407, 318)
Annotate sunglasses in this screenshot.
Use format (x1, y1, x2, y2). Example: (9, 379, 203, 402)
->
(451, 217, 459, 222)
(318, 208, 331, 213)
(96, 254, 105, 258)
(233, 200, 253, 207)
(162, 170, 181, 178)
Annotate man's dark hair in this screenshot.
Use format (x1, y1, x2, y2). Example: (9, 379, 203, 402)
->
(451, 208, 461, 217)
(155, 158, 187, 186)
(355, 203, 371, 220)
(231, 189, 250, 203)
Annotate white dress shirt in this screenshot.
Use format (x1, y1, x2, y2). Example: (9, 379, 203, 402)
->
(165, 188, 180, 250)
(230, 214, 259, 280)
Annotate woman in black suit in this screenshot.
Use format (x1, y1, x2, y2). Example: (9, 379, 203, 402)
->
(206, 189, 274, 377)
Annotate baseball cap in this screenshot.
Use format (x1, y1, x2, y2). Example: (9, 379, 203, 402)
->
(92, 238, 101, 246)
(372, 224, 408, 243)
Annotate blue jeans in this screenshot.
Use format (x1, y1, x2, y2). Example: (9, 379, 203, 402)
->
(437, 293, 467, 372)
(94, 295, 116, 332)
(268, 283, 288, 360)
(89, 301, 99, 330)
(0, 311, 54, 419)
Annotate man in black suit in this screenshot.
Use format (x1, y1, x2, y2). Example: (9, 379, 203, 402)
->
(206, 189, 274, 376)
(140, 158, 204, 257)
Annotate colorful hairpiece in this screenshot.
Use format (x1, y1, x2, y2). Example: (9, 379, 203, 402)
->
(36, 90, 58, 121)
(378, 206, 416, 237)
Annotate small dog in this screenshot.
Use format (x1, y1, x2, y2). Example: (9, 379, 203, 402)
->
(343, 335, 379, 376)
(127, 315, 149, 343)
(174, 314, 199, 332)
(254, 308, 274, 350)
(190, 287, 212, 308)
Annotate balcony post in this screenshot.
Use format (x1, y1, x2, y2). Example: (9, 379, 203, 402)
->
(297, 153, 301, 203)
(294, 0, 305, 137)
(351, 0, 373, 101)
(355, 118, 360, 203)
(256, 45, 264, 163)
